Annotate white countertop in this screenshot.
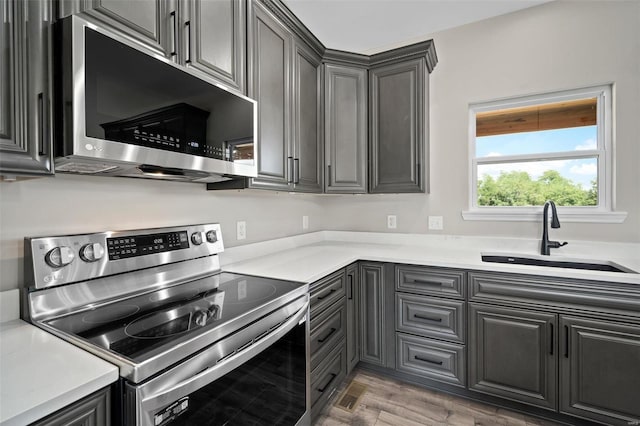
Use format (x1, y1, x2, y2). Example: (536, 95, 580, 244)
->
(221, 231, 640, 285)
(0, 291, 118, 426)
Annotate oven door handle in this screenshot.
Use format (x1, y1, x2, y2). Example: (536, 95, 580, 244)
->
(132, 299, 309, 425)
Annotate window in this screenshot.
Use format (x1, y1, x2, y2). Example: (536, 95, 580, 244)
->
(463, 85, 626, 223)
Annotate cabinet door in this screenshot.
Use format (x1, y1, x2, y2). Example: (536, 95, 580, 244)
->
(359, 262, 386, 366)
(247, 0, 292, 190)
(78, 0, 170, 57)
(324, 63, 367, 193)
(182, 0, 245, 93)
(345, 263, 360, 373)
(469, 303, 557, 411)
(32, 386, 110, 426)
(291, 40, 322, 192)
(0, 0, 54, 177)
(369, 58, 426, 193)
(560, 316, 640, 425)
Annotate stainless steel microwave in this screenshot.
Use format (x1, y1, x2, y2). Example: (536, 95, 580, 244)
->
(54, 16, 257, 183)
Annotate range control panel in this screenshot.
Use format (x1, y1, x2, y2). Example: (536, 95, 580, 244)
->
(25, 224, 223, 290)
(107, 231, 189, 260)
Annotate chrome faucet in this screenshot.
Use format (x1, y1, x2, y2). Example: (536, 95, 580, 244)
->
(541, 200, 568, 255)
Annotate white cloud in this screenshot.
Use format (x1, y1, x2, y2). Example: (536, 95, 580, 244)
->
(569, 163, 597, 175)
(575, 138, 597, 151)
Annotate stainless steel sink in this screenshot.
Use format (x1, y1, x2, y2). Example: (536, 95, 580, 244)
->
(481, 253, 636, 273)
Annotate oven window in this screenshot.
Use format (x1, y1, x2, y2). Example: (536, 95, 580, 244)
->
(171, 322, 307, 425)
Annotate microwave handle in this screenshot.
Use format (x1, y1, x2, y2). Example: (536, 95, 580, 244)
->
(138, 301, 308, 415)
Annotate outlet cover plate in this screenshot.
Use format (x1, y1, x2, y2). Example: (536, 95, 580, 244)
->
(387, 215, 397, 229)
(236, 221, 246, 240)
(302, 215, 309, 230)
(428, 216, 443, 230)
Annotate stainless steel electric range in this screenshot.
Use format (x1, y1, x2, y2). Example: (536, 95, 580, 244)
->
(23, 223, 310, 426)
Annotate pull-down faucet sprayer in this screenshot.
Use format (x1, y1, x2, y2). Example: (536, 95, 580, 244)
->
(541, 200, 568, 255)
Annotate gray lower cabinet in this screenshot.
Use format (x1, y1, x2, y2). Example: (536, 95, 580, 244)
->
(345, 263, 360, 373)
(182, 0, 246, 93)
(0, 0, 55, 178)
(560, 316, 640, 425)
(468, 302, 557, 411)
(369, 49, 431, 194)
(359, 262, 386, 366)
(323, 60, 368, 193)
(309, 268, 348, 422)
(32, 386, 110, 426)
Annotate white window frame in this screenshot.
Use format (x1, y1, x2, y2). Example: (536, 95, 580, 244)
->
(462, 84, 626, 223)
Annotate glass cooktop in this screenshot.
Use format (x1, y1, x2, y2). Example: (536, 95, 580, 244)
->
(45, 272, 304, 362)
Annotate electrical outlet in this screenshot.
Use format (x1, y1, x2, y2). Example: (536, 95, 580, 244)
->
(387, 215, 397, 229)
(236, 221, 246, 240)
(302, 215, 309, 230)
(428, 216, 443, 230)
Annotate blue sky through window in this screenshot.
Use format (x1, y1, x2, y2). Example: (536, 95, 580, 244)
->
(476, 126, 598, 188)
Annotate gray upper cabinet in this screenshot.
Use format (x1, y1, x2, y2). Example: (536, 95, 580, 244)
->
(0, 0, 55, 178)
(181, 0, 246, 93)
(65, 0, 170, 57)
(469, 302, 558, 411)
(247, 0, 322, 192)
(291, 39, 322, 192)
(324, 59, 368, 193)
(369, 58, 426, 193)
(247, 0, 292, 190)
(560, 316, 640, 425)
(368, 41, 437, 194)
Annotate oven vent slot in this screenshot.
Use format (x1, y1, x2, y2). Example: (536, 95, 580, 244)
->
(335, 380, 368, 413)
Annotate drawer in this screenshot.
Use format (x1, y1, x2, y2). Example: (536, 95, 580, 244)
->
(310, 269, 346, 317)
(311, 342, 346, 417)
(396, 293, 466, 343)
(396, 265, 466, 299)
(310, 301, 346, 370)
(396, 333, 466, 388)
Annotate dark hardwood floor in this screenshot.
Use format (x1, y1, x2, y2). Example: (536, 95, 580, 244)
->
(314, 368, 563, 426)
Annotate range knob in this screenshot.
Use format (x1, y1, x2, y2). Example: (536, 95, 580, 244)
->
(191, 232, 203, 245)
(79, 243, 105, 262)
(45, 246, 75, 268)
(206, 230, 218, 243)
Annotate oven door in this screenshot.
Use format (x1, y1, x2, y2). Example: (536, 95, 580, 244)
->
(124, 297, 310, 426)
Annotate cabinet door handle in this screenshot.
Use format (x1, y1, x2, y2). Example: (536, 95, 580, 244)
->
(37, 93, 46, 156)
(549, 323, 554, 355)
(411, 279, 443, 287)
(316, 288, 336, 301)
(415, 356, 442, 365)
(414, 314, 442, 323)
(170, 11, 177, 56)
(287, 156, 294, 183)
(294, 158, 299, 184)
(564, 325, 569, 358)
(317, 327, 337, 343)
(185, 21, 192, 64)
(348, 274, 353, 300)
(327, 164, 331, 187)
(317, 373, 337, 393)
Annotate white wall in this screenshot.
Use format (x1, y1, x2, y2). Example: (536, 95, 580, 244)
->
(0, 175, 325, 291)
(1, 0, 638, 292)
(323, 0, 640, 243)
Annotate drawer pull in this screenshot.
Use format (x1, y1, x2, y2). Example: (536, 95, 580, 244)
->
(318, 327, 337, 343)
(415, 355, 443, 365)
(316, 288, 336, 301)
(317, 373, 337, 393)
(414, 314, 442, 322)
(411, 279, 444, 286)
